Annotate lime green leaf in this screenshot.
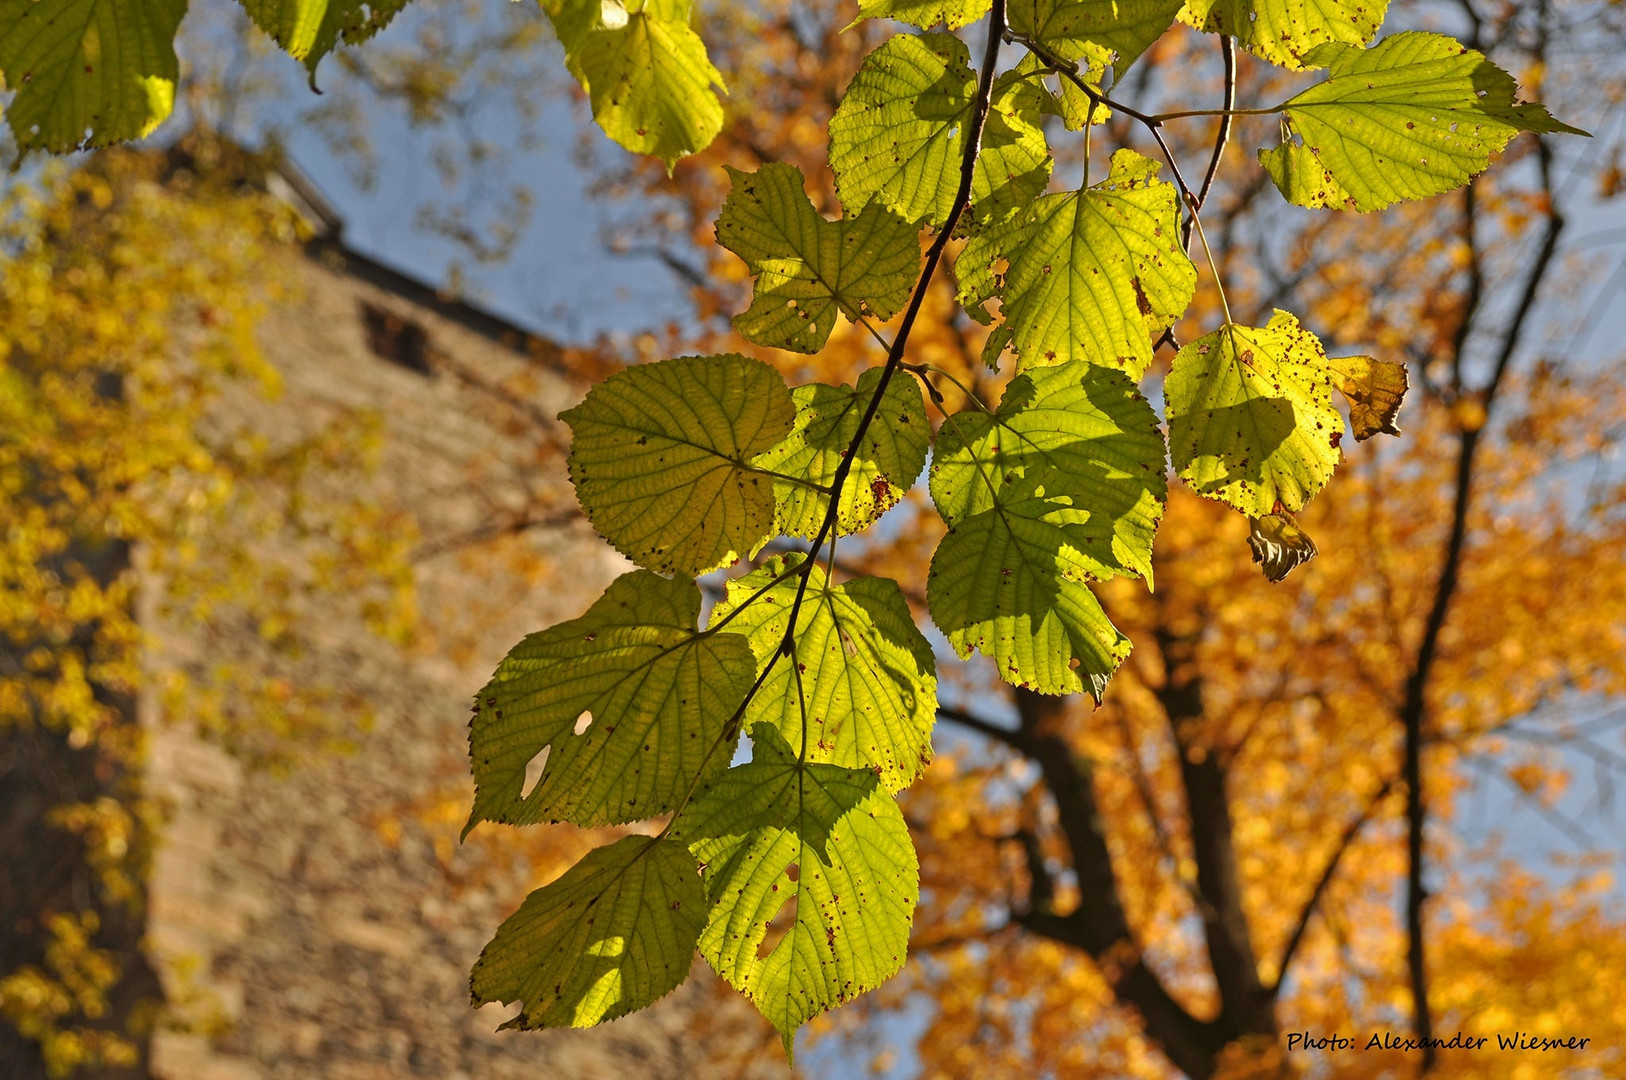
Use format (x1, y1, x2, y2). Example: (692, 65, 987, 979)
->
(1265, 32, 1589, 212)
(563, 354, 794, 576)
(1179, 0, 1387, 70)
(678, 724, 917, 1057)
(542, 0, 725, 169)
(849, 0, 990, 29)
(1258, 139, 1354, 209)
(471, 835, 704, 1028)
(467, 570, 755, 830)
(828, 33, 1052, 229)
(710, 555, 937, 792)
(957, 148, 1195, 378)
(752, 369, 929, 538)
(1010, 0, 1184, 77)
(235, 0, 409, 74)
(1165, 310, 1345, 517)
(927, 362, 1164, 697)
(716, 163, 921, 354)
(0, 0, 184, 152)
(931, 360, 1166, 581)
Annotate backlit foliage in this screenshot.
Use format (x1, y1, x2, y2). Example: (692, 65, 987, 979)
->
(11, 0, 1624, 1074)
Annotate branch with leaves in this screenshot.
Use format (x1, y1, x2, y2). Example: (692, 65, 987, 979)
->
(2, 0, 1592, 1065)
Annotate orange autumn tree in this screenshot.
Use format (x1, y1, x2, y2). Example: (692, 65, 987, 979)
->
(554, 1, 1626, 1076)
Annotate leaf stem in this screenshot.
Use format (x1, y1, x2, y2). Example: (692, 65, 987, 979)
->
(1186, 192, 1233, 327)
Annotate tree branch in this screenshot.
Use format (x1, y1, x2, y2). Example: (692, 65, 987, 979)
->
(1154, 627, 1274, 1043)
(1009, 689, 1227, 1080)
(1397, 135, 1566, 1074)
(1272, 777, 1394, 994)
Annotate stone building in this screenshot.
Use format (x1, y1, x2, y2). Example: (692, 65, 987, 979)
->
(26, 145, 765, 1079)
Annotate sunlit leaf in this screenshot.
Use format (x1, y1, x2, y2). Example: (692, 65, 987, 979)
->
(1180, 0, 1387, 70)
(829, 33, 1052, 229)
(716, 162, 921, 353)
(1327, 353, 1407, 439)
(849, 0, 990, 29)
(927, 361, 1164, 697)
(542, 0, 725, 169)
(1262, 32, 1588, 211)
(1010, 0, 1183, 77)
(471, 835, 704, 1028)
(0, 0, 184, 152)
(957, 148, 1195, 377)
(1165, 310, 1344, 517)
(678, 724, 917, 1057)
(563, 353, 794, 576)
(753, 368, 929, 538)
(467, 571, 754, 830)
(236, 0, 410, 75)
(710, 554, 937, 792)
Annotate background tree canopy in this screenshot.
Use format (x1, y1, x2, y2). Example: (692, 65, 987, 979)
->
(4, 0, 1626, 1078)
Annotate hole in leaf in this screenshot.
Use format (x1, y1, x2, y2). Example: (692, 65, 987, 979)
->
(521, 745, 551, 798)
(573, 710, 594, 736)
(757, 885, 798, 959)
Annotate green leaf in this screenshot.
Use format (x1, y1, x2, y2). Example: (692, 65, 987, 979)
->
(236, 0, 409, 74)
(956, 148, 1196, 378)
(1179, 0, 1388, 70)
(828, 33, 1052, 229)
(1258, 139, 1354, 209)
(471, 835, 705, 1028)
(710, 554, 937, 792)
(542, 0, 725, 169)
(0, 0, 185, 152)
(849, 0, 990, 29)
(927, 361, 1165, 697)
(678, 724, 917, 1056)
(1263, 32, 1589, 212)
(467, 570, 755, 831)
(1165, 310, 1344, 517)
(752, 369, 929, 538)
(1010, 0, 1184, 77)
(563, 353, 794, 576)
(716, 163, 921, 354)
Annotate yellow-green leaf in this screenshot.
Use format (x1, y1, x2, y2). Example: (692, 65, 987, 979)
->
(471, 835, 705, 1028)
(1264, 32, 1588, 211)
(1179, 0, 1387, 70)
(236, 0, 411, 74)
(752, 368, 929, 538)
(848, 0, 990, 29)
(927, 361, 1165, 698)
(716, 162, 921, 353)
(1010, 0, 1183, 77)
(1165, 310, 1344, 516)
(678, 724, 917, 1058)
(710, 555, 938, 792)
(467, 571, 754, 830)
(563, 353, 794, 577)
(542, 0, 725, 169)
(0, 0, 185, 152)
(956, 148, 1195, 377)
(829, 33, 1052, 229)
